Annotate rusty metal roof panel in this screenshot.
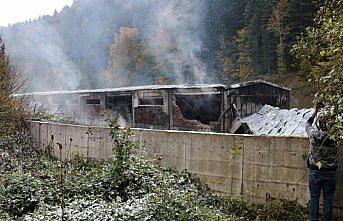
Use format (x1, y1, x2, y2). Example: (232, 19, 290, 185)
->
(241, 105, 312, 137)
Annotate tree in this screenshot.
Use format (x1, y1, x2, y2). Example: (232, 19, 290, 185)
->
(218, 34, 235, 83)
(233, 27, 251, 82)
(107, 27, 157, 86)
(203, 0, 245, 82)
(292, 0, 343, 141)
(0, 37, 27, 136)
(244, 0, 278, 76)
(284, 0, 322, 69)
(267, 0, 289, 76)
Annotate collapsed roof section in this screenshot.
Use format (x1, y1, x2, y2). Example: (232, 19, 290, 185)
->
(231, 105, 312, 137)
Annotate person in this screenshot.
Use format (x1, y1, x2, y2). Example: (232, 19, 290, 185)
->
(305, 103, 338, 221)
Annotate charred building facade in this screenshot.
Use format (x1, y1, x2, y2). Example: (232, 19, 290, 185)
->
(15, 80, 290, 133)
(20, 85, 228, 132)
(229, 80, 290, 117)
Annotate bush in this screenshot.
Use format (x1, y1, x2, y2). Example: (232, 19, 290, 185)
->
(0, 172, 43, 217)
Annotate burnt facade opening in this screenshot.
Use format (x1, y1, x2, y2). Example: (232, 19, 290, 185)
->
(86, 99, 101, 105)
(175, 94, 221, 125)
(105, 94, 132, 126)
(134, 90, 167, 129)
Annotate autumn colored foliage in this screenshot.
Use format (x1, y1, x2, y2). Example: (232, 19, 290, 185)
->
(0, 37, 27, 136)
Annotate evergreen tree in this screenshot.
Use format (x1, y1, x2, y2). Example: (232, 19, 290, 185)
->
(233, 27, 251, 82)
(204, 0, 245, 82)
(284, 0, 322, 69)
(267, 0, 289, 76)
(244, 0, 278, 76)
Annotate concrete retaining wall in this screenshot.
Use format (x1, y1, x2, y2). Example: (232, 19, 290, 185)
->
(29, 121, 343, 215)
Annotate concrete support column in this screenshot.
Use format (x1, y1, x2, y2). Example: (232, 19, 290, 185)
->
(100, 93, 106, 113)
(131, 92, 137, 128)
(220, 89, 229, 133)
(168, 90, 173, 130)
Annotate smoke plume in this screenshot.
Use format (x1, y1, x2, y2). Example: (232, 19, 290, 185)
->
(147, 0, 208, 84)
(2, 0, 209, 92)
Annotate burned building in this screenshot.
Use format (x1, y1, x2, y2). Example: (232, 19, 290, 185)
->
(15, 80, 291, 134)
(17, 84, 229, 132)
(228, 80, 291, 117)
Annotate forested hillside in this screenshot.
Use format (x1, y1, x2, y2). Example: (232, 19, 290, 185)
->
(0, 0, 325, 106)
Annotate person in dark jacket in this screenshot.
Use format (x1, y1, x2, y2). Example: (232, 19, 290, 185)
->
(305, 103, 337, 221)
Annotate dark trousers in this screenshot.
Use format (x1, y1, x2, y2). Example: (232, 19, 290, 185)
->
(309, 169, 337, 221)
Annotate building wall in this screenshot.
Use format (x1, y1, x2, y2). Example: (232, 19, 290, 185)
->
(229, 83, 290, 116)
(29, 121, 343, 216)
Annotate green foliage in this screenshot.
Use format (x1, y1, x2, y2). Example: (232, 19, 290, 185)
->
(203, 0, 321, 94)
(108, 119, 138, 178)
(256, 200, 306, 221)
(0, 172, 43, 217)
(267, 0, 289, 76)
(292, 0, 343, 141)
(204, 0, 246, 82)
(244, 0, 278, 76)
(233, 27, 251, 82)
(207, 195, 306, 221)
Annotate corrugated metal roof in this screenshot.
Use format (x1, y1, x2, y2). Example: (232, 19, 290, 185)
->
(240, 105, 312, 137)
(13, 84, 227, 97)
(230, 79, 291, 91)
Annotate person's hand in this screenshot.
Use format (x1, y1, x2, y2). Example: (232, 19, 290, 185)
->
(315, 102, 324, 112)
(316, 102, 324, 110)
(311, 102, 323, 118)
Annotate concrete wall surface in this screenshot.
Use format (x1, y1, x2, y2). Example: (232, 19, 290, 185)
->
(29, 121, 343, 215)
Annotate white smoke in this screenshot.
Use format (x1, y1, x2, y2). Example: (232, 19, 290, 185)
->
(2, 0, 209, 92)
(147, 0, 208, 84)
(3, 20, 81, 91)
